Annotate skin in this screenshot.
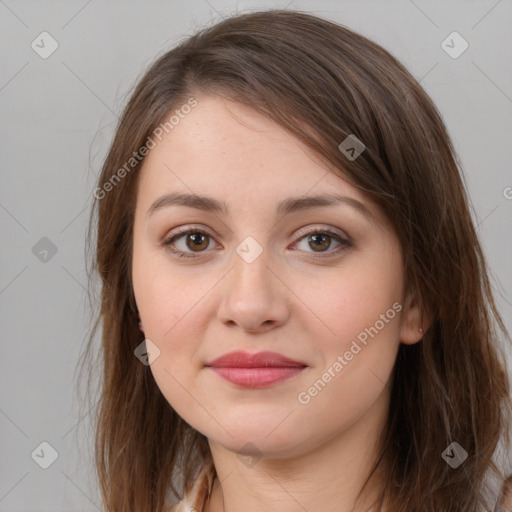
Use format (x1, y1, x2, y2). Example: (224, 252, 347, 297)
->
(131, 95, 426, 512)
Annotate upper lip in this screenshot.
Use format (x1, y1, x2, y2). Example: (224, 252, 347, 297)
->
(205, 350, 307, 368)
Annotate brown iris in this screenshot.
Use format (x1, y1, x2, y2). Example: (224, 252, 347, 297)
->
(185, 232, 209, 252)
(308, 233, 331, 252)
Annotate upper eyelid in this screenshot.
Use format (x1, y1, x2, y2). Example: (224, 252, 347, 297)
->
(165, 224, 350, 242)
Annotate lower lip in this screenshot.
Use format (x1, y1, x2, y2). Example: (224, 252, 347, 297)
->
(208, 366, 306, 388)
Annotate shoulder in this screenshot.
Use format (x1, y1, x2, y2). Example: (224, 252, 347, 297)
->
(166, 458, 215, 512)
(499, 475, 512, 511)
(165, 471, 209, 512)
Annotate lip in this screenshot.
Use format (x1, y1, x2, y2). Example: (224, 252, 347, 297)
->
(205, 350, 307, 388)
(206, 350, 306, 368)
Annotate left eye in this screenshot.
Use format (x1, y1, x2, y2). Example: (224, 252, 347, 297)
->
(162, 227, 351, 259)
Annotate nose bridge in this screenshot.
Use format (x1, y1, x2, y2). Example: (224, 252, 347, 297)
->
(231, 234, 275, 301)
(218, 233, 288, 331)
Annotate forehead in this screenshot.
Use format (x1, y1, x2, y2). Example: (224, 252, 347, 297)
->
(136, 95, 385, 226)
(143, 95, 323, 178)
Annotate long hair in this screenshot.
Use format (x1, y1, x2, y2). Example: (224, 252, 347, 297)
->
(78, 9, 512, 511)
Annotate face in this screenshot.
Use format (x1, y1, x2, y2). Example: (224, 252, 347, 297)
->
(132, 95, 421, 460)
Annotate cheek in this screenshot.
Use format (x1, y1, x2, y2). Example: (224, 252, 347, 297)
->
(297, 250, 403, 347)
(132, 242, 202, 341)
(295, 291, 401, 439)
(295, 248, 403, 400)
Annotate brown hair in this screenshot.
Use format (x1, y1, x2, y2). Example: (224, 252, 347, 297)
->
(79, 9, 512, 512)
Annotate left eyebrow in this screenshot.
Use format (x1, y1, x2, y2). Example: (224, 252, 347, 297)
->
(146, 192, 375, 223)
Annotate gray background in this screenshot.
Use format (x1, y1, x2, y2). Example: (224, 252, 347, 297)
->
(1, 0, 511, 510)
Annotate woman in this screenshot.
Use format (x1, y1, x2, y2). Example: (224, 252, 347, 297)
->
(81, 9, 512, 512)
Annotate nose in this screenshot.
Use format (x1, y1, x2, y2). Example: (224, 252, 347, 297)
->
(216, 245, 290, 334)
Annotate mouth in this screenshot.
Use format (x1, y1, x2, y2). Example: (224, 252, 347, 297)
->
(205, 350, 307, 388)
(207, 366, 306, 388)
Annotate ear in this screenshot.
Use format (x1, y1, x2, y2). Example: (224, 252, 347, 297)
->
(137, 311, 144, 333)
(399, 290, 432, 345)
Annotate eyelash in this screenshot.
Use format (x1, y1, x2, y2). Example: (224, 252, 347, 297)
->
(161, 226, 352, 260)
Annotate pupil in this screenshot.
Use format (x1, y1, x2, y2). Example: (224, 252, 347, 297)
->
(188, 233, 207, 250)
(311, 234, 329, 251)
